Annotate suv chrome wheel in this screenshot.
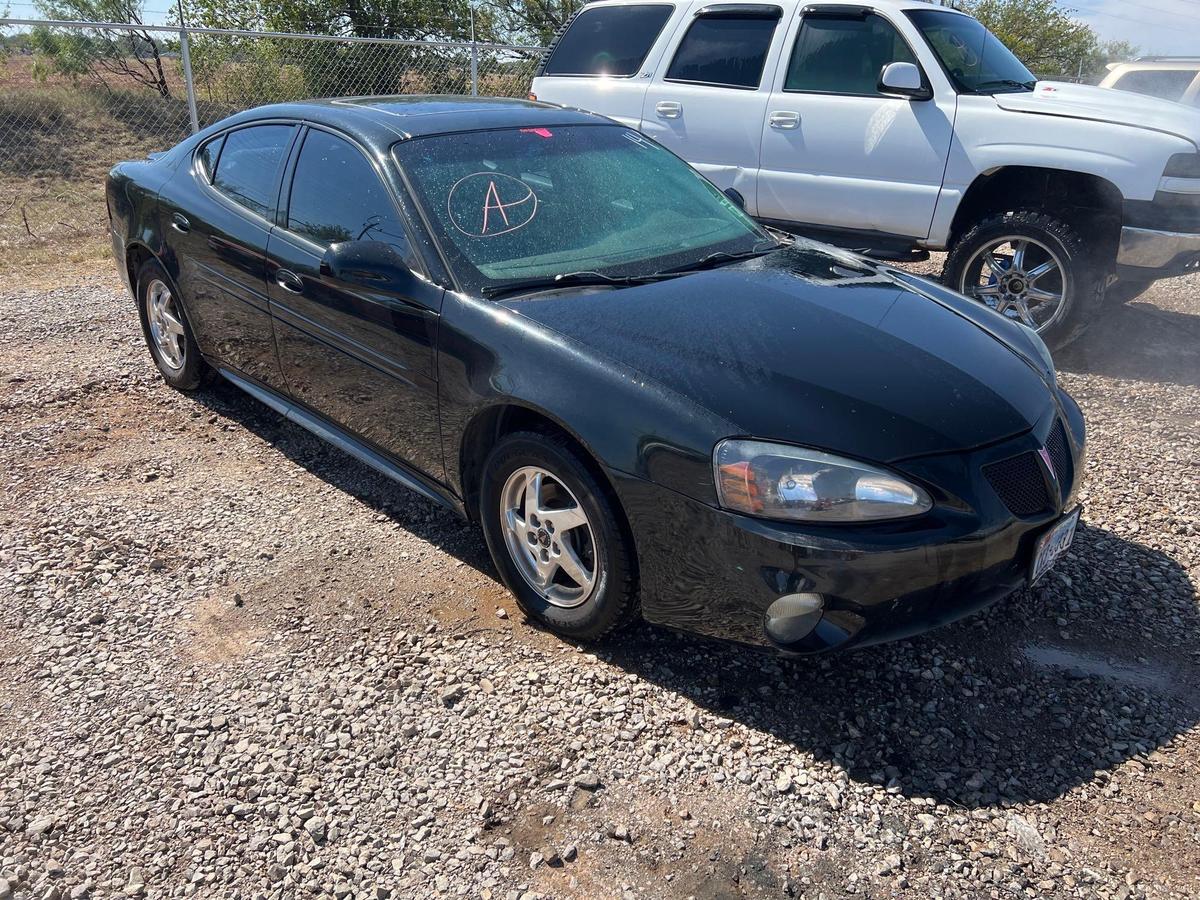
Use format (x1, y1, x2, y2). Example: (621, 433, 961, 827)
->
(145, 278, 187, 371)
(959, 236, 1067, 333)
(499, 465, 597, 609)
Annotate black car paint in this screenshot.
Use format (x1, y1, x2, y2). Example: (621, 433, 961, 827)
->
(107, 96, 1084, 654)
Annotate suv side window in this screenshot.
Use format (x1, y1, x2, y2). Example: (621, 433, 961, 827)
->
(211, 124, 294, 219)
(786, 13, 917, 95)
(543, 4, 674, 77)
(666, 9, 782, 89)
(287, 129, 410, 257)
(1111, 69, 1196, 103)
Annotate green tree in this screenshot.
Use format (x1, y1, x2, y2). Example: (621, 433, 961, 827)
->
(490, 0, 579, 46)
(31, 0, 173, 96)
(963, 0, 1099, 80)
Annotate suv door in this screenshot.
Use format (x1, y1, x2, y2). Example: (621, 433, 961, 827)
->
(161, 122, 296, 392)
(640, 2, 785, 206)
(531, 3, 680, 127)
(755, 6, 955, 240)
(265, 126, 445, 481)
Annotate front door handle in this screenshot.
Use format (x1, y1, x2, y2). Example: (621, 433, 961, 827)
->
(655, 100, 682, 119)
(768, 110, 800, 130)
(275, 268, 304, 294)
(171, 213, 190, 233)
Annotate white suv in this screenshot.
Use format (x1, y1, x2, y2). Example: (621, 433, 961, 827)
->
(530, 0, 1200, 347)
(1100, 58, 1200, 108)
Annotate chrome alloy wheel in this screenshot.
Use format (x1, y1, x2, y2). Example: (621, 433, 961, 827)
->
(145, 278, 187, 371)
(960, 236, 1067, 333)
(500, 466, 597, 609)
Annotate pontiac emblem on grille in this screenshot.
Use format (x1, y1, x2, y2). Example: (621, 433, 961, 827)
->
(1037, 446, 1057, 482)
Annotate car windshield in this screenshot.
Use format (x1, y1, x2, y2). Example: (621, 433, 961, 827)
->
(391, 124, 770, 297)
(906, 9, 1036, 94)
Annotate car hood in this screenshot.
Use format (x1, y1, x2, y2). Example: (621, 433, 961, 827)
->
(995, 81, 1200, 144)
(501, 243, 1055, 464)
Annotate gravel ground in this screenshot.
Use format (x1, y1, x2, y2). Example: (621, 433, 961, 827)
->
(0, 265, 1197, 900)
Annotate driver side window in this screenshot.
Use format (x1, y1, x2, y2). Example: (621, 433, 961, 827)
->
(785, 13, 917, 96)
(286, 129, 412, 261)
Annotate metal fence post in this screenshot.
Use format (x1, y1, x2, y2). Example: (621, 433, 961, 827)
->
(178, 22, 200, 133)
(470, 7, 479, 96)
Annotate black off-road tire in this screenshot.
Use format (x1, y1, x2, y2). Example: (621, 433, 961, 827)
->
(135, 258, 211, 391)
(479, 430, 640, 642)
(944, 209, 1107, 350)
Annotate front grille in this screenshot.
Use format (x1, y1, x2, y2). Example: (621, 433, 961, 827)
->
(1045, 419, 1073, 498)
(983, 452, 1051, 516)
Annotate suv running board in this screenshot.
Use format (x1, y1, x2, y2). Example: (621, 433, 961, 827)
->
(218, 368, 464, 517)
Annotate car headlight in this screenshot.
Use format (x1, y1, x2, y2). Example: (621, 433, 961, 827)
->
(1017, 323, 1056, 386)
(1163, 151, 1200, 178)
(714, 440, 933, 523)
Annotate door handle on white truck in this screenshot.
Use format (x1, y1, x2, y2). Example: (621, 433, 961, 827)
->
(655, 100, 682, 119)
(768, 111, 800, 130)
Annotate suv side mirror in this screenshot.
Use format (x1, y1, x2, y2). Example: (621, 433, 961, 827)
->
(878, 62, 931, 100)
(321, 240, 416, 293)
(723, 187, 746, 210)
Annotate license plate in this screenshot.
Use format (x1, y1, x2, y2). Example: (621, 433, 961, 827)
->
(1030, 507, 1079, 584)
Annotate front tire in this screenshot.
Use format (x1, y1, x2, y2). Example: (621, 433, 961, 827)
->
(944, 209, 1106, 349)
(135, 258, 210, 391)
(479, 430, 639, 642)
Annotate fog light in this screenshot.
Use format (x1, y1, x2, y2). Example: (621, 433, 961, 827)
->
(764, 592, 824, 644)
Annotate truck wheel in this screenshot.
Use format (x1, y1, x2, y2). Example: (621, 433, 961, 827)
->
(944, 210, 1105, 349)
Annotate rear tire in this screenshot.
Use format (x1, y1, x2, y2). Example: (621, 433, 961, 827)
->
(944, 209, 1106, 349)
(479, 430, 639, 642)
(135, 258, 210, 391)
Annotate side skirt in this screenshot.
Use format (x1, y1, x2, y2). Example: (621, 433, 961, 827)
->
(218, 367, 466, 518)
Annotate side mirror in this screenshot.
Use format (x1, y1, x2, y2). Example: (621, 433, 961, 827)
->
(321, 240, 416, 293)
(878, 62, 931, 100)
(723, 187, 746, 210)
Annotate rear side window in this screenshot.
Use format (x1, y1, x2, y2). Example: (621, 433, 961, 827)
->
(1111, 69, 1197, 103)
(287, 129, 410, 255)
(543, 4, 674, 77)
(196, 134, 223, 182)
(211, 124, 294, 219)
(786, 14, 917, 95)
(666, 11, 781, 89)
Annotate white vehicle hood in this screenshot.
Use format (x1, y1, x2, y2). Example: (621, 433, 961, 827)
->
(994, 81, 1200, 145)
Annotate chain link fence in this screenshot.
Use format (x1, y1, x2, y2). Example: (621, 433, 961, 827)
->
(0, 18, 545, 270)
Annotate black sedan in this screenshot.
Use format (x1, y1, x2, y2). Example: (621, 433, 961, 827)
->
(107, 96, 1085, 654)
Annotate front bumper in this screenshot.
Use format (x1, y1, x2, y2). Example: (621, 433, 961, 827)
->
(1117, 192, 1200, 277)
(612, 392, 1085, 655)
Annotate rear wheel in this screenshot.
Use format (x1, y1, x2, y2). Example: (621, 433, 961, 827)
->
(479, 430, 639, 642)
(135, 259, 210, 390)
(944, 209, 1105, 349)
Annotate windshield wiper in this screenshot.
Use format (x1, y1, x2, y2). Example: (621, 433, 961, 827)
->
(973, 78, 1036, 93)
(653, 240, 783, 277)
(481, 270, 674, 299)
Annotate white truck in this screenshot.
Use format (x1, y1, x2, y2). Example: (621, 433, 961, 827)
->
(529, 0, 1200, 347)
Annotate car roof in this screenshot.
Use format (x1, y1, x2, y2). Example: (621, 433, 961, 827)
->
(218, 95, 610, 148)
(578, 0, 967, 12)
(1107, 60, 1200, 72)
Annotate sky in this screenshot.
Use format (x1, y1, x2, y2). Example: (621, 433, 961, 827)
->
(1070, 0, 1199, 56)
(3, 0, 1198, 57)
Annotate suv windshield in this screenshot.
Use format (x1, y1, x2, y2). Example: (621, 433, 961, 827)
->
(906, 9, 1036, 94)
(392, 125, 768, 297)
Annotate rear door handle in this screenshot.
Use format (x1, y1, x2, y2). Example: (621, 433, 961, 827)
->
(655, 100, 682, 119)
(768, 110, 800, 129)
(275, 268, 304, 294)
(171, 213, 190, 233)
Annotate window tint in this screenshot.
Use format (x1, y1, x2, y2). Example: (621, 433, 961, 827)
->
(666, 15, 780, 89)
(196, 134, 223, 182)
(905, 9, 1034, 94)
(543, 4, 674, 76)
(212, 125, 293, 218)
(1111, 69, 1197, 102)
(786, 14, 916, 95)
(287, 130, 409, 253)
